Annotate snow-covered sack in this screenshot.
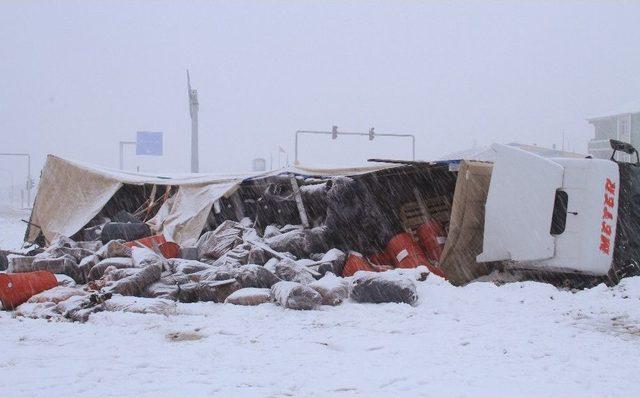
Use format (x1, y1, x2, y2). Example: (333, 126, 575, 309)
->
(55, 274, 77, 287)
(265, 229, 307, 258)
(88, 257, 133, 280)
(302, 226, 331, 254)
(104, 295, 177, 316)
(278, 224, 302, 234)
(310, 272, 349, 306)
(211, 242, 252, 267)
(394, 265, 430, 282)
(271, 281, 322, 310)
(78, 254, 101, 277)
(104, 267, 141, 281)
(263, 225, 281, 239)
(132, 247, 168, 270)
(55, 295, 105, 322)
(263, 257, 279, 273)
(75, 241, 103, 252)
(144, 282, 178, 299)
(14, 302, 58, 319)
(172, 279, 241, 303)
(30, 256, 84, 283)
(108, 248, 163, 296)
(225, 288, 272, 306)
(6, 255, 36, 273)
(246, 246, 269, 265)
(197, 220, 244, 260)
(198, 263, 281, 289)
(275, 258, 316, 284)
(46, 246, 94, 262)
(95, 240, 132, 259)
(27, 286, 88, 304)
(317, 248, 346, 276)
(168, 258, 212, 274)
(49, 235, 77, 248)
(350, 271, 418, 305)
(160, 272, 193, 285)
(234, 264, 281, 288)
(109, 264, 161, 296)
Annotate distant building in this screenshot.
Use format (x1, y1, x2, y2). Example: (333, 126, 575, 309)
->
(252, 157, 267, 172)
(588, 104, 640, 162)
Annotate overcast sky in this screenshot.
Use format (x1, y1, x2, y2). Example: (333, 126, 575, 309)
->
(1, 0, 640, 184)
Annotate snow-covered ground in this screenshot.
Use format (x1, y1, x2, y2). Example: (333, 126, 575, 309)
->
(1, 209, 640, 397)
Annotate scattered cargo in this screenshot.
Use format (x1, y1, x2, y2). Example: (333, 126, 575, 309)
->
(3, 139, 640, 321)
(225, 287, 272, 306)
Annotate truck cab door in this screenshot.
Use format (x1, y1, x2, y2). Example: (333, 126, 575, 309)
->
(477, 144, 564, 262)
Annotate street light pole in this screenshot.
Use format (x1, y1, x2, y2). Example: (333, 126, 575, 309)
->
(294, 127, 416, 164)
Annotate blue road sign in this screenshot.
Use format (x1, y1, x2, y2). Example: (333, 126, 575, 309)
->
(136, 131, 163, 156)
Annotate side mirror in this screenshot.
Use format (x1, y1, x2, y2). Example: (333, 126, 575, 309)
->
(610, 139, 640, 164)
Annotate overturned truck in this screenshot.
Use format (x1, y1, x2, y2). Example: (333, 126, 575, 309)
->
(20, 141, 640, 289)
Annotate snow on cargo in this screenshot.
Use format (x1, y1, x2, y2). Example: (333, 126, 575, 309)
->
(2, 139, 640, 319)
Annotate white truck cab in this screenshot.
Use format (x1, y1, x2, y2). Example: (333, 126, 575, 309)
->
(477, 143, 626, 278)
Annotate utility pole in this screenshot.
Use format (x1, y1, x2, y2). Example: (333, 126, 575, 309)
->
(187, 70, 199, 173)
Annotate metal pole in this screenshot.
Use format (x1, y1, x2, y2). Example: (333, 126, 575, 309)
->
(187, 70, 199, 173)
(119, 142, 124, 170)
(118, 141, 135, 170)
(191, 101, 199, 172)
(410, 134, 415, 161)
(294, 131, 299, 164)
(25, 153, 31, 206)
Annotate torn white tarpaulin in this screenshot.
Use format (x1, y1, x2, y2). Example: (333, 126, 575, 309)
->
(27, 155, 247, 244)
(26, 155, 399, 245)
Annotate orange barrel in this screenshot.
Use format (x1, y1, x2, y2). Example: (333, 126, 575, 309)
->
(368, 252, 393, 267)
(342, 252, 377, 277)
(159, 242, 180, 259)
(0, 271, 58, 310)
(370, 263, 394, 273)
(124, 234, 167, 249)
(417, 219, 446, 263)
(386, 232, 430, 269)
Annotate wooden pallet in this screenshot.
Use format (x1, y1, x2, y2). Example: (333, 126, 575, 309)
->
(399, 195, 451, 235)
